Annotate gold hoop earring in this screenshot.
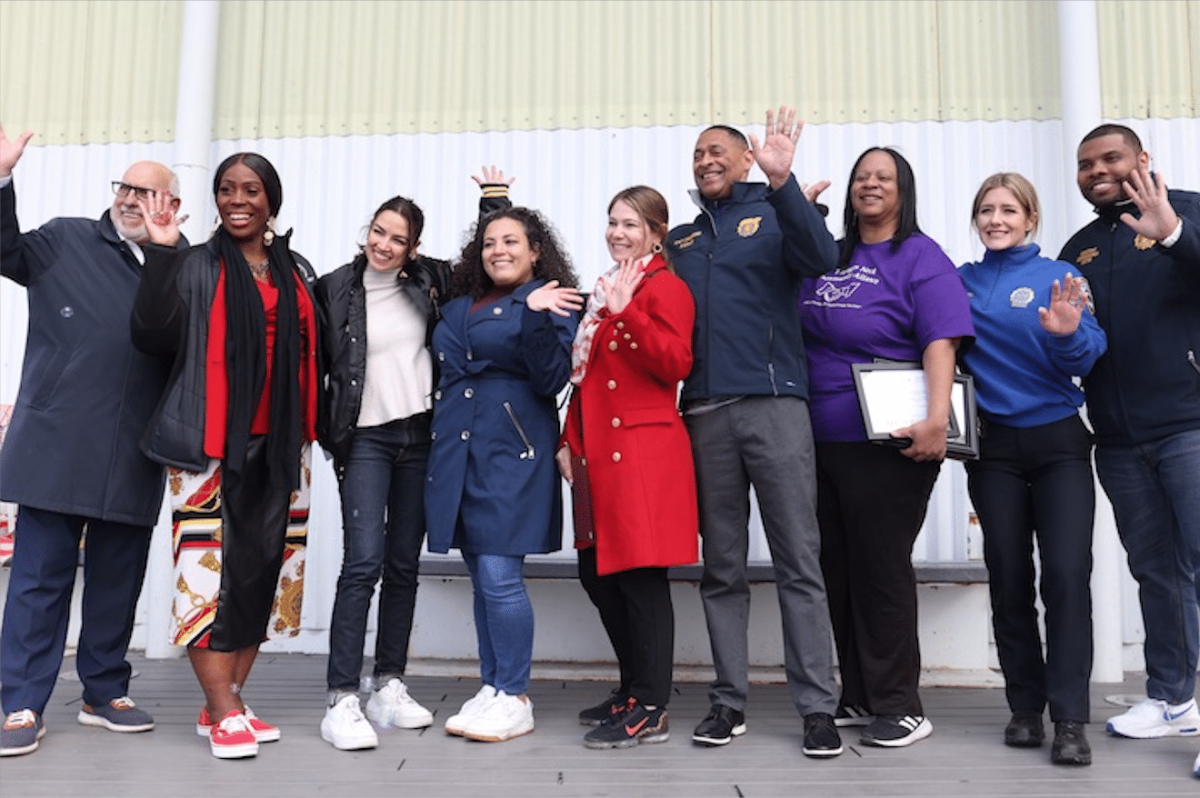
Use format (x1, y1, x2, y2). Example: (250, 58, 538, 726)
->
(652, 242, 663, 254)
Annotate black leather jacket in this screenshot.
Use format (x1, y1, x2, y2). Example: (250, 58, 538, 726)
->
(315, 252, 449, 468)
(315, 192, 510, 472)
(132, 235, 320, 471)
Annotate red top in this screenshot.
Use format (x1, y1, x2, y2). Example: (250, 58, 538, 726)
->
(204, 264, 318, 459)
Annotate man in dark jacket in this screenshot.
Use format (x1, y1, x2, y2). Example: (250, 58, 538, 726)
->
(0, 125, 186, 756)
(667, 106, 843, 758)
(1058, 125, 1200, 767)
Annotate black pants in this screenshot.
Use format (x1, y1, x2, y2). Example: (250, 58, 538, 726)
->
(817, 442, 941, 716)
(209, 435, 293, 651)
(967, 414, 1095, 722)
(577, 546, 674, 707)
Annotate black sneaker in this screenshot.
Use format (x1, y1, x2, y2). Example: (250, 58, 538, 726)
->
(860, 714, 932, 747)
(802, 712, 843, 757)
(583, 698, 669, 749)
(578, 690, 628, 727)
(692, 704, 747, 747)
(1004, 712, 1045, 748)
(834, 703, 874, 727)
(1051, 721, 1092, 766)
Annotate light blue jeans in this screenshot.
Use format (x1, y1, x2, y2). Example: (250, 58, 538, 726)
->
(462, 552, 533, 695)
(1096, 428, 1200, 703)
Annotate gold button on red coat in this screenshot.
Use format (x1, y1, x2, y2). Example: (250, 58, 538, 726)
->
(611, 452, 622, 463)
(608, 341, 618, 351)
(611, 417, 621, 428)
(607, 380, 617, 390)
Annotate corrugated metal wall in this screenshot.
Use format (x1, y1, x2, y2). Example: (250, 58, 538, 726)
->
(1, 0, 1197, 659)
(2, 1, 1196, 143)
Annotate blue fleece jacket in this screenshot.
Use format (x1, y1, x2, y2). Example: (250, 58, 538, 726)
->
(958, 244, 1107, 427)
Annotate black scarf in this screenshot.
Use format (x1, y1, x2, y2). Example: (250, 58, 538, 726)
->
(216, 227, 303, 491)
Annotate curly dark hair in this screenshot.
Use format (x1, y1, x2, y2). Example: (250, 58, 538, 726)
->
(448, 207, 579, 300)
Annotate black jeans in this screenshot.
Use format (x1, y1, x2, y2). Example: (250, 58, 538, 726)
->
(577, 546, 675, 707)
(967, 413, 1095, 722)
(326, 417, 430, 692)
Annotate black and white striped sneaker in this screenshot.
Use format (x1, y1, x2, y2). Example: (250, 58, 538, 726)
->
(833, 704, 874, 727)
(860, 714, 932, 747)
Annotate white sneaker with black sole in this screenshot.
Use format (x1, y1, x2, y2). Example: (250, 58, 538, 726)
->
(860, 714, 933, 747)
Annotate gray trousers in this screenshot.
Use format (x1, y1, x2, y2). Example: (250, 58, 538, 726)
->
(684, 396, 838, 716)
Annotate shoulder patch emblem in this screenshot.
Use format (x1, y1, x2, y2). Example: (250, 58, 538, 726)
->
(1133, 234, 1155, 251)
(737, 217, 762, 237)
(1009, 286, 1036, 309)
(1075, 247, 1099, 266)
(673, 231, 701, 250)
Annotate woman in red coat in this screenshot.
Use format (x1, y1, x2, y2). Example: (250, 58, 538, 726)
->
(556, 185, 699, 750)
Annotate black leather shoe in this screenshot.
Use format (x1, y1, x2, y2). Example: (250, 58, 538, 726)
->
(1051, 720, 1092, 765)
(1004, 712, 1045, 747)
(692, 704, 746, 747)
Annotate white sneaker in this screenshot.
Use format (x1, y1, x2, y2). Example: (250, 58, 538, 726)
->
(366, 677, 433, 729)
(444, 685, 497, 736)
(1106, 697, 1200, 739)
(460, 691, 534, 742)
(320, 694, 378, 751)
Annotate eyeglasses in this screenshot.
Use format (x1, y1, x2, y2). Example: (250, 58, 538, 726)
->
(111, 181, 162, 200)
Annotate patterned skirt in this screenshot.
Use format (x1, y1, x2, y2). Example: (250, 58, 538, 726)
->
(168, 441, 310, 649)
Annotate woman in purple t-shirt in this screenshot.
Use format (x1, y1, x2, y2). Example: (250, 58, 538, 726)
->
(798, 147, 974, 748)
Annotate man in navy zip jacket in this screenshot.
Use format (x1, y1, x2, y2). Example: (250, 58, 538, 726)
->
(1057, 125, 1200, 774)
(0, 125, 186, 757)
(667, 106, 843, 758)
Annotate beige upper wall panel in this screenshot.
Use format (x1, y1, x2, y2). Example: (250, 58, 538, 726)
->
(0, 0, 181, 145)
(1099, 0, 1198, 119)
(1, 0, 1195, 145)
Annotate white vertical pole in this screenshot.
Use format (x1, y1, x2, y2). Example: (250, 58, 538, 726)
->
(143, 0, 221, 660)
(1058, 0, 1126, 684)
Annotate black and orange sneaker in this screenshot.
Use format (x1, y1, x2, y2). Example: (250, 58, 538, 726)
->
(578, 689, 628, 727)
(583, 697, 669, 749)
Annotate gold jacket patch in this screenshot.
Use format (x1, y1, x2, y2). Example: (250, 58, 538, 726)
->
(737, 217, 762, 237)
(1075, 247, 1100, 266)
(672, 231, 701, 250)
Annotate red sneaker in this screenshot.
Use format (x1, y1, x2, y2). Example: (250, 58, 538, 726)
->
(198, 705, 280, 743)
(209, 710, 258, 759)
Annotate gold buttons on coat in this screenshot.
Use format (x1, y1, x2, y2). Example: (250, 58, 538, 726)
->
(616, 321, 625, 329)
(608, 341, 618, 351)
(611, 417, 621, 428)
(630, 342, 638, 350)
(611, 452, 622, 463)
(607, 380, 617, 390)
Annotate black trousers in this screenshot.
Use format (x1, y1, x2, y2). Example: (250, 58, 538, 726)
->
(966, 414, 1095, 722)
(209, 435, 293, 651)
(817, 442, 941, 716)
(577, 546, 674, 707)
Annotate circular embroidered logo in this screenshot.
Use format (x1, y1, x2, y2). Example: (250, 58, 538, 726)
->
(1010, 286, 1036, 308)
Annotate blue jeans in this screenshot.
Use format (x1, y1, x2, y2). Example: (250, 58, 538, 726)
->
(463, 552, 533, 695)
(1096, 428, 1200, 703)
(326, 419, 430, 693)
(1, 508, 152, 714)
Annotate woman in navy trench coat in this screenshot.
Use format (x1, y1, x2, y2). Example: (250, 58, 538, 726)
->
(425, 206, 582, 743)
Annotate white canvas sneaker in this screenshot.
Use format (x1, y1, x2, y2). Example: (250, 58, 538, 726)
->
(444, 685, 497, 736)
(460, 691, 534, 742)
(320, 694, 379, 750)
(366, 678, 433, 729)
(1106, 697, 1200, 739)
